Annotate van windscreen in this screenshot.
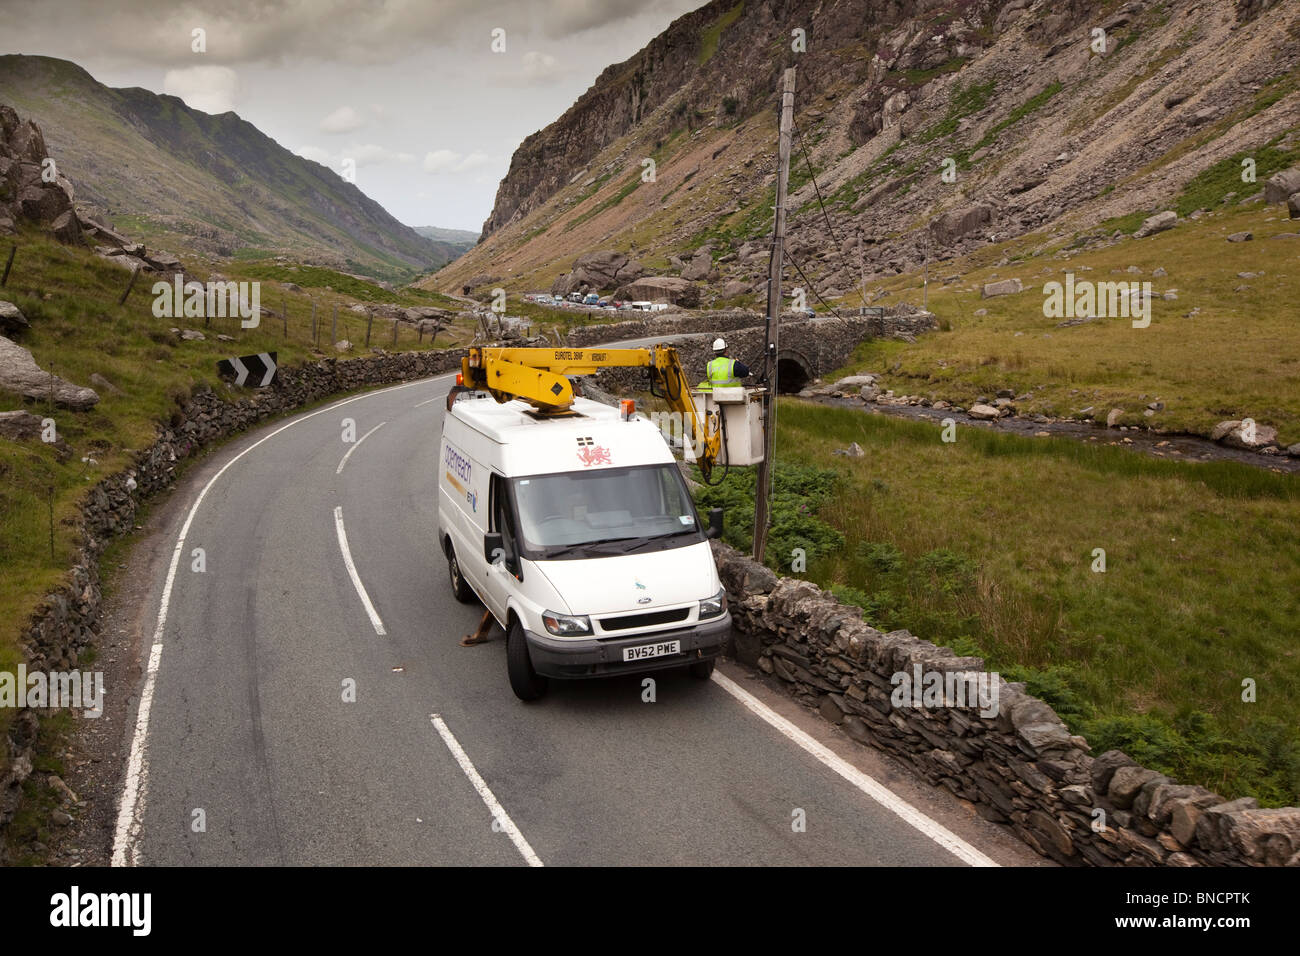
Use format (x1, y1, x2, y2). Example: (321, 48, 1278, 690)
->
(512, 464, 702, 559)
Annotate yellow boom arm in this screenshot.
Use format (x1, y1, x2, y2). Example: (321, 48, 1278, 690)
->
(460, 345, 723, 477)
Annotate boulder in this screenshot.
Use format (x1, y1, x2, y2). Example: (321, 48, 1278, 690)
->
(49, 208, 81, 244)
(88, 372, 125, 396)
(0, 409, 44, 440)
(1133, 210, 1177, 238)
(1218, 419, 1277, 449)
(552, 250, 643, 295)
(1289, 193, 1300, 220)
(1226, 231, 1253, 242)
(981, 278, 1023, 298)
(0, 301, 29, 335)
(0, 335, 99, 409)
(1264, 166, 1300, 204)
(968, 403, 1001, 420)
(77, 215, 130, 248)
(681, 253, 712, 281)
(146, 250, 183, 272)
(613, 275, 697, 306)
(0, 408, 72, 459)
(930, 205, 993, 246)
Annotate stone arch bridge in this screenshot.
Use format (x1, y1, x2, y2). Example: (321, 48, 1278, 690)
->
(589, 311, 936, 395)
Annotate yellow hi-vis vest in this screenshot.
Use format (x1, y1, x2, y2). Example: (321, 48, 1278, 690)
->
(705, 356, 740, 388)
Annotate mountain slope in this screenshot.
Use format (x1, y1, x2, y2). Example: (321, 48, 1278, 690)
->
(434, 0, 1300, 299)
(413, 225, 478, 261)
(0, 54, 447, 280)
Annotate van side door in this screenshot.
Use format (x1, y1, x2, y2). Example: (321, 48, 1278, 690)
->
(482, 473, 522, 623)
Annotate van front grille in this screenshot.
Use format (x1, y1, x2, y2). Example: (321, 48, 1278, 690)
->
(599, 608, 691, 631)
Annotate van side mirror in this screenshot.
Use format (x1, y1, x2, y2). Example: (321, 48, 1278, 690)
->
(484, 532, 504, 564)
(706, 507, 724, 540)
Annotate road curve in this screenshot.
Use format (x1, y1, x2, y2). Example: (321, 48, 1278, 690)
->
(103, 361, 1048, 867)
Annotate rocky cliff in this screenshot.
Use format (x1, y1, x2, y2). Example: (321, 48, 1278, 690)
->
(439, 0, 1300, 301)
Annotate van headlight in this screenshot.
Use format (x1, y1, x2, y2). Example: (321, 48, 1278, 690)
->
(542, 610, 592, 636)
(699, 589, 727, 619)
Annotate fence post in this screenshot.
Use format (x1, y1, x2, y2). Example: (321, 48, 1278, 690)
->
(392, 319, 398, 348)
(117, 266, 140, 305)
(331, 304, 338, 345)
(365, 309, 373, 347)
(1, 245, 15, 287)
(311, 299, 318, 345)
(282, 294, 288, 338)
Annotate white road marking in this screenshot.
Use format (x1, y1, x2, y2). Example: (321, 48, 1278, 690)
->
(333, 506, 387, 636)
(710, 670, 999, 867)
(414, 397, 441, 408)
(430, 714, 543, 867)
(111, 377, 449, 867)
(336, 421, 388, 474)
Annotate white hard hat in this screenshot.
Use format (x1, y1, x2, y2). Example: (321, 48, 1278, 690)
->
(712, 338, 726, 351)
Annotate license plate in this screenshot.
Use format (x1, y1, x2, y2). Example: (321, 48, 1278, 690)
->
(623, 639, 681, 662)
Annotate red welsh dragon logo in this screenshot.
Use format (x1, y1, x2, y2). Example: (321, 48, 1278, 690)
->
(577, 444, 612, 466)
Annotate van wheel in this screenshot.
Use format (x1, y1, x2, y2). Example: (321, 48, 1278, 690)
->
(507, 619, 547, 701)
(446, 544, 475, 604)
(688, 659, 716, 680)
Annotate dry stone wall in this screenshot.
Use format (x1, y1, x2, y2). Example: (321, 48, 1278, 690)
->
(711, 541, 1300, 867)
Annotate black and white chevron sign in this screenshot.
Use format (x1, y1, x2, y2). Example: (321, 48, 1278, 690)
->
(217, 351, 278, 387)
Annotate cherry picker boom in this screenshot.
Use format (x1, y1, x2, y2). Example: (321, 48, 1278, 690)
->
(452, 344, 763, 480)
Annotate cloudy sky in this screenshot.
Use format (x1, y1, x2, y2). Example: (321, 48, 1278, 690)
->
(0, 0, 707, 232)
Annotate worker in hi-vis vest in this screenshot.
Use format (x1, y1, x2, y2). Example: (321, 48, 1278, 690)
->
(700, 338, 751, 391)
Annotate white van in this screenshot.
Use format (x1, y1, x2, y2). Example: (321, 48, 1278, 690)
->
(437, 392, 730, 700)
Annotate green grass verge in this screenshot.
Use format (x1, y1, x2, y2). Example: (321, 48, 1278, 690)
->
(694, 402, 1300, 806)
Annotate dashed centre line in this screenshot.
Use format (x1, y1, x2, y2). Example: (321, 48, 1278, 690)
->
(332, 505, 387, 636)
(336, 421, 388, 474)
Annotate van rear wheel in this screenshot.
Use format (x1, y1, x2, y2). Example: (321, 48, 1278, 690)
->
(507, 619, 547, 701)
(446, 544, 475, 604)
(688, 659, 715, 680)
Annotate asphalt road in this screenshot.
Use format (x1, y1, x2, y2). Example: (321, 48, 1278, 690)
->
(105, 362, 1048, 867)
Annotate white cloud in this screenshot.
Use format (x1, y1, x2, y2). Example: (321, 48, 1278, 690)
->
(423, 149, 494, 175)
(320, 105, 365, 134)
(351, 143, 416, 167)
(522, 50, 558, 77)
(295, 143, 415, 170)
(162, 66, 240, 114)
(294, 145, 333, 165)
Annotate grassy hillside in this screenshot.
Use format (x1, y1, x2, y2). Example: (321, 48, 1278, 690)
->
(0, 55, 445, 281)
(824, 200, 1300, 447)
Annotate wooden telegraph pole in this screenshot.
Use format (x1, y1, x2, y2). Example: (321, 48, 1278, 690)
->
(753, 66, 796, 563)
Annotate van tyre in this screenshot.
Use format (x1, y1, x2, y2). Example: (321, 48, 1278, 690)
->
(447, 544, 475, 604)
(689, 659, 715, 680)
(507, 619, 547, 701)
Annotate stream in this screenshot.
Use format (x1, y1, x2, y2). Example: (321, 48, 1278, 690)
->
(812, 396, 1300, 475)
